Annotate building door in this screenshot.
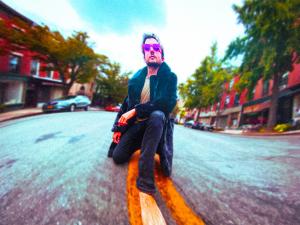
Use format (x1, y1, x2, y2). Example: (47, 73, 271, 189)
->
(278, 97, 293, 123)
(0, 83, 5, 104)
(25, 89, 37, 107)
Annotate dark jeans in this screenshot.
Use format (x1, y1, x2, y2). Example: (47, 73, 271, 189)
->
(112, 110, 165, 194)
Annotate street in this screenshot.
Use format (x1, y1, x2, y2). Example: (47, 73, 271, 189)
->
(0, 111, 300, 225)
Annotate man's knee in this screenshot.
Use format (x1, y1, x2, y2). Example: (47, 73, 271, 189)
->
(112, 152, 127, 164)
(149, 110, 165, 123)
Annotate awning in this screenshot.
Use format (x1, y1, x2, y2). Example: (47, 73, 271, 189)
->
(243, 100, 270, 114)
(0, 73, 29, 82)
(220, 106, 242, 116)
(29, 77, 64, 87)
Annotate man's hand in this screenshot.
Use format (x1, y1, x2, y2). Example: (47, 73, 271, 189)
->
(113, 132, 121, 144)
(118, 109, 136, 125)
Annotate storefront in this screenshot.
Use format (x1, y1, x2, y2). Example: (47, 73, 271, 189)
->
(26, 77, 64, 107)
(293, 93, 300, 124)
(0, 74, 28, 110)
(198, 111, 215, 124)
(212, 106, 242, 129)
(241, 97, 270, 125)
(278, 84, 300, 124)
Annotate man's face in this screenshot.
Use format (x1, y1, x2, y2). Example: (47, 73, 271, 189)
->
(143, 38, 163, 67)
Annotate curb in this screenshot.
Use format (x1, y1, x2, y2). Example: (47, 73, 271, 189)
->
(217, 130, 300, 136)
(0, 107, 104, 124)
(0, 112, 43, 123)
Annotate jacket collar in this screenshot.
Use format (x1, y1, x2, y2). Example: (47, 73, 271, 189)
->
(130, 62, 171, 83)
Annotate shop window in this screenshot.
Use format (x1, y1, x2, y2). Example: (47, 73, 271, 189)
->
(9, 54, 22, 73)
(30, 59, 40, 76)
(279, 72, 289, 90)
(262, 80, 269, 96)
(1, 81, 24, 105)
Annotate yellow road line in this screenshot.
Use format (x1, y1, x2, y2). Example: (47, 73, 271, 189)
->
(127, 151, 205, 225)
(154, 155, 205, 225)
(127, 151, 143, 225)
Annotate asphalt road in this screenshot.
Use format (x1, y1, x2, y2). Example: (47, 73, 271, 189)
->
(0, 111, 299, 225)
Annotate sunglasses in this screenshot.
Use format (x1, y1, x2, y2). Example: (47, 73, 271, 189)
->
(143, 43, 161, 52)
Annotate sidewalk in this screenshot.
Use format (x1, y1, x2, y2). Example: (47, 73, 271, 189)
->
(218, 129, 300, 136)
(0, 107, 103, 123)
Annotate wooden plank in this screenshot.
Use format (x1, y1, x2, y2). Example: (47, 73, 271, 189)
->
(139, 192, 166, 225)
(154, 155, 205, 225)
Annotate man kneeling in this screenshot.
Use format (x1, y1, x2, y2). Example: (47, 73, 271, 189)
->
(108, 33, 177, 194)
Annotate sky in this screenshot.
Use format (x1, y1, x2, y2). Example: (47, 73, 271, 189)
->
(3, 0, 244, 83)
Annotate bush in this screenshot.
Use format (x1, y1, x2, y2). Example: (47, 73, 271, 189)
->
(0, 104, 6, 113)
(273, 123, 292, 132)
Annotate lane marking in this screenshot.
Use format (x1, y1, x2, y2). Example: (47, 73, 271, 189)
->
(127, 151, 143, 225)
(127, 150, 205, 225)
(154, 155, 205, 225)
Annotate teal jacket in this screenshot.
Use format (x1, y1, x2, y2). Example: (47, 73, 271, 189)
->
(128, 62, 177, 117)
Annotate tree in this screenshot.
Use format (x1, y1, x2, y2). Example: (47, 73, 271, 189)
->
(0, 18, 107, 94)
(179, 43, 232, 122)
(94, 61, 131, 106)
(224, 0, 300, 129)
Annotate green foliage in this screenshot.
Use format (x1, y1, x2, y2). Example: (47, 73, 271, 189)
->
(0, 18, 107, 94)
(179, 43, 233, 111)
(224, 0, 300, 128)
(94, 61, 131, 106)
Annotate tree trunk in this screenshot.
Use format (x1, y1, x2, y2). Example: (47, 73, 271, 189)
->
(63, 80, 75, 96)
(267, 73, 280, 130)
(215, 103, 221, 129)
(196, 108, 201, 122)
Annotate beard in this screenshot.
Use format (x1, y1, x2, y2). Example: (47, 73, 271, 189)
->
(146, 61, 161, 68)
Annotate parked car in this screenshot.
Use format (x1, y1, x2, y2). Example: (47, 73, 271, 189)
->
(184, 120, 194, 128)
(190, 121, 214, 131)
(202, 123, 214, 131)
(104, 104, 121, 112)
(192, 121, 204, 130)
(42, 95, 91, 113)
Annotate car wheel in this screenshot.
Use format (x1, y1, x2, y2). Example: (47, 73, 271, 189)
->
(84, 106, 89, 111)
(70, 104, 76, 112)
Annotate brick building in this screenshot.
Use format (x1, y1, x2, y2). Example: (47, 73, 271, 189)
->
(0, 1, 94, 111)
(195, 63, 300, 129)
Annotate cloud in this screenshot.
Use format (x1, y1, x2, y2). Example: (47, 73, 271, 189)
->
(4, 0, 244, 83)
(4, 0, 87, 34)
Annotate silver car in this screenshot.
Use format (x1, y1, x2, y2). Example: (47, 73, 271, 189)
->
(42, 95, 91, 112)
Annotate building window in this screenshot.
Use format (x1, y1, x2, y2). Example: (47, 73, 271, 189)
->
(229, 79, 234, 89)
(251, 87, 256, 100)
(9, 54, 22, 73)
(262, 80, 269, 96)
(46, 70, 53, 78)
(46, 63, 54, 78)
(234, 94, 240, 106)
(224, 95, 230, 109)
(279, 72, 289, 90)
(30, 59, 40, 76)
